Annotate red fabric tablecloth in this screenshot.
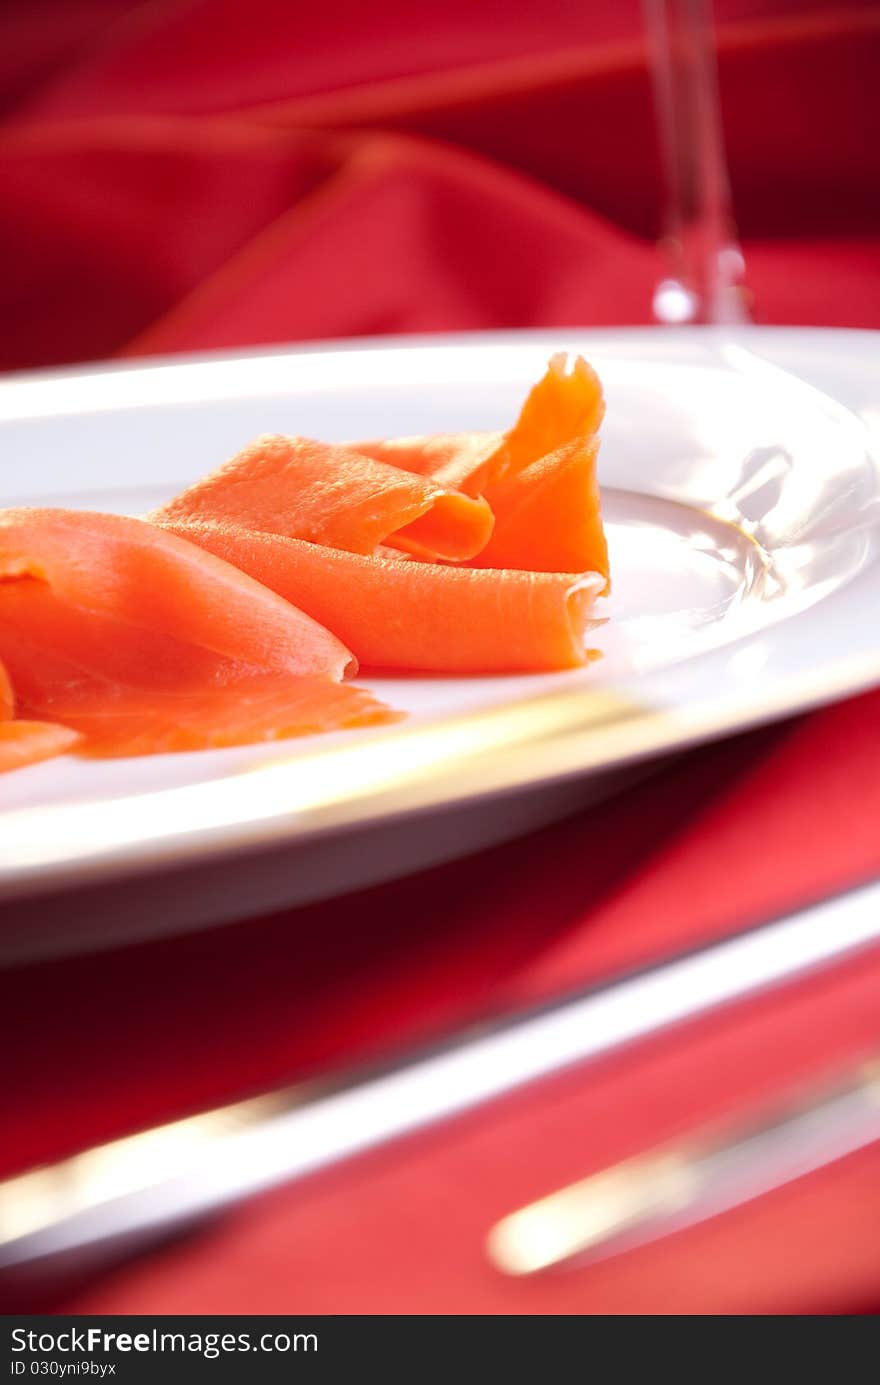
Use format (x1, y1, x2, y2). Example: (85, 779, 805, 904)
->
(1, 0, 879, 1315)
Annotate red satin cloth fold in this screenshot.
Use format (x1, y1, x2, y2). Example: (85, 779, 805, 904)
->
(1, 0, 879, 370)
(1, 0, 879, 1315)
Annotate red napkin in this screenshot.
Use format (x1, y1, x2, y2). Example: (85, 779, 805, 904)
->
(1, 0, 879, 370)
(1, 0, 879, 1315)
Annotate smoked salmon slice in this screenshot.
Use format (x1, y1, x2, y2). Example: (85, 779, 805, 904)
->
(357, 353, 604, 494)
(483, 351, 605, 491)
(355, 353, 609, 584)
(0, 654, 81, 773)
(0, 658, 12, 721)
(355, 432, 503, 498)
(156, 519, 605, 674)
(0, 720, 80, 773)
(150, 434, 493, 563)
(0, 352, 611, 769)
(0, 509, 396, 757)
(149, 354, 609, 675)
(469, 436, 609, 581)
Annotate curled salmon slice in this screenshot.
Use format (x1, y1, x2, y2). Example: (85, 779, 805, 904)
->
(157, 520, 604, 674)
(150, 434, 493, 563)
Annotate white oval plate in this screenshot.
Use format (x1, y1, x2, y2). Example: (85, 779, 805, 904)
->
(0, 327, 878, 961)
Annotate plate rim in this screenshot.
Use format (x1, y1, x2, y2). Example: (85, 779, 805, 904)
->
(4, 321, 880, 387)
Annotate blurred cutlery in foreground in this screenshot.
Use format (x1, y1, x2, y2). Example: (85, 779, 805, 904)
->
(2, 875, 880, 1287)
(488, 1057, 880, 1275)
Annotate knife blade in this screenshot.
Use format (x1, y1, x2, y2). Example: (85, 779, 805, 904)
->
(2, 874, 879, 1284)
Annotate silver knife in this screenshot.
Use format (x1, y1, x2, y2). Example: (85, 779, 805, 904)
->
(2, 875, 879, 1284)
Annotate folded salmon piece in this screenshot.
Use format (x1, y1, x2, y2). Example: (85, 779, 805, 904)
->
(157, 519, 605, 674)
(0, 509, 396, 758)
(150, 433, 493, 563)
(471, 436, 608, 581)
(354, 354, 609, 584)
(485, 351, 605, 490)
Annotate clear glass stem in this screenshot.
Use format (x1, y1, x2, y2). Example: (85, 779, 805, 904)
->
(644, 0, 750, 325)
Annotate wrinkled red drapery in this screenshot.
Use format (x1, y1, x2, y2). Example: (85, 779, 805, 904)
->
(1, 0, 879, 1316)
(1, 0, 879, 369)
